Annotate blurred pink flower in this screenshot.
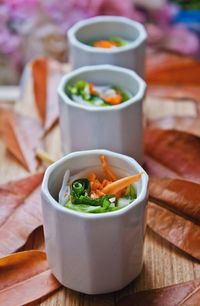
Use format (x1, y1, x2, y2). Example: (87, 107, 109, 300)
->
(0, 30, 21, 53)
(85, 0, 142, 20)
(147, 23, 199, 55)
(0, 0, 199, 73)
(164, 26, 200, 55)
(0, 28, 22, 66)
(5, 0, 38, 9)
(148, 4, 177, 27)
(146, 24, 163, 44)
(0, 4, 9, 24)
(41, 1, 90, 31)
(41, 0, 143, 30)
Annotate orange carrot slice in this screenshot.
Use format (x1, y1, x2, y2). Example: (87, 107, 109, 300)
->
(88, 172, 96, 182)
(100, 155, 117, 181)
(102, 173, 142, 195)
(96, 190, 105, 197)
(103, 94, 123, 105)
(88, 83, 96, 95)
(93, 40, 117, 48)
(90, 179, 102, 192)
(102, 179, 111, 188)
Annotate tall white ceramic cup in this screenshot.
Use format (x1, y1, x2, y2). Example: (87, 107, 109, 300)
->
(58, 65, 146, 164)
(68, 16, 147, 77)
(41, 150, 149, 294)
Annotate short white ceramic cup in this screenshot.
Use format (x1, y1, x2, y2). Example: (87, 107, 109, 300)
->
(68, 16, 147, 77)
(58, 64, 146, 165)
(41, 149, 149, 294)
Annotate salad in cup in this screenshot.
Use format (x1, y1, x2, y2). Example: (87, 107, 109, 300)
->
(65, 80, 131, 107)
(59, 155, 142, 213)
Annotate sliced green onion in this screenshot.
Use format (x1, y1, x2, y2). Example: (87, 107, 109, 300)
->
(71, 178, 90, 198)
(110, 36, 128, 46)
(125, 184, 137, 199)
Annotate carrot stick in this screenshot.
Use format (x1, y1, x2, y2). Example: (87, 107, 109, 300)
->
(93, 40, 117, 48)
(96, 189, 105, 197)
(88, 172, 96, 182)
(88, 83, 96, 95)
(100, 155, 117, 181)
(102, 173, 142, 195)
(102, 179, 111, 188)
(103, 94, 122, 105)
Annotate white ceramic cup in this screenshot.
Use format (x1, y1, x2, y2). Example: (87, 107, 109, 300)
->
(41, 149, 149, 294)
(58, 64, 146, 165)
(68, 16, 147, 77)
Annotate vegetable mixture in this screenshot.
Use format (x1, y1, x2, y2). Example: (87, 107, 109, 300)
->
(90, 36, 129, 48)
(59, 155, 142, 213)
(66, 80, 131, 107)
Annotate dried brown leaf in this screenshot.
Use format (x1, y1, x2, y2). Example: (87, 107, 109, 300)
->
(0, 108, 42, 172)
(0, 250, 61, 306)
(148, 202, 200, 260)
(149, 176, 200, 223)
(117, 278, 200, 306)
(146, 52, 200, 86)
(0, 172, 44, 257)
(32, 58, 62, 131)
(144, 128, 200, 184)
(32, 58, 48, 125)
(148, 177, 200, 259)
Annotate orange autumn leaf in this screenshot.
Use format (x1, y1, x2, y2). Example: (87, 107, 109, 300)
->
(148, 202, 200, 260)
(146, 52, 200, 86)
(32, 58, 48, 125)
(0, 172, 44, 257)
(144, 128, 200, 184)
(148, 176, 200, 260)
(0, 172, 43, 225)
(0, 108, 42, 172)
(0, 250, 61, 306)
(146, 52, 200, 108)
(117, 278, 200, 306)
(147, 116, 200, 137)
(150, 177, 200, 222)
(32, 58, 61, 131)
(45, 60, 62, 131)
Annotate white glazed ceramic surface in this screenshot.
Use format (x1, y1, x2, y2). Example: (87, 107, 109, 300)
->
(58, 65, 146, 164)
(68, 16, 147, 77)
(41, 150, 149, 294)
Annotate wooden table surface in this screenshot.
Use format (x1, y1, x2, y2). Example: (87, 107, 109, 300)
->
(0, 85, 199, 306)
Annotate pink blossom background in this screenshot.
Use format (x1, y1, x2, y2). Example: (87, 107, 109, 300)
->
(0, 0, 199, 74)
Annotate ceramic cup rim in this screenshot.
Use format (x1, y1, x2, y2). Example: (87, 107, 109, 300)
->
(57, 64, 146, 112)
(41, 149, 149, 220)
(67, 15, 147, 54)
